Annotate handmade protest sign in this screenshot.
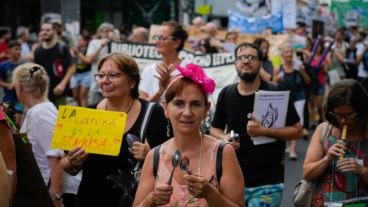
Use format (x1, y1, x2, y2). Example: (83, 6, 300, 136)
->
(51, 106, 127, 156)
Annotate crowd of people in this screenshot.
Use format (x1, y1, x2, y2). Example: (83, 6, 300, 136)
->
(0, 15, 368, 207)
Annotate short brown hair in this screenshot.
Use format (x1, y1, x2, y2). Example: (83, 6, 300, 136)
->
(165, 77, 208, 106)
(97, 53, 140, 98)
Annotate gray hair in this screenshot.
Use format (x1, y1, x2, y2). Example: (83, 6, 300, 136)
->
(98, 22, 114, 32)
(16, 26, 28, 39)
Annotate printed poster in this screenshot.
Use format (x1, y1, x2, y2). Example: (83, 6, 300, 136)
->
(252, 90, 290, 145)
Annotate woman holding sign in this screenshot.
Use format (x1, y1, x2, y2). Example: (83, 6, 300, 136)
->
(303, 79, 368, 206)
(12, 63, 65, 207)
(64, 53, 170, 207)
(133, 64, 244, 207)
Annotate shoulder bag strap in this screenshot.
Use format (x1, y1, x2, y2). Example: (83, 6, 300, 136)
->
(132, 102, 156, 180)
(153, 145, 161, 178)
(216, 141, 228, 186)
(140, 102, 155, 142)
(320, 122, 333, 149)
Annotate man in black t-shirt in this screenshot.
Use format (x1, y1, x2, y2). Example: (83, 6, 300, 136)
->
(210, 43, 302, 207)
(34, 22, 76, 106)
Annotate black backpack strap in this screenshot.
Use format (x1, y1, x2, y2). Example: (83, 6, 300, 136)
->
(223, 83, 237, 118)
(266, 81, 280, 91)
(216, 141, 228, 184)
(153, 145, 161, 177)
(224, 84, 237, 100)
(34, 45, 41, 62)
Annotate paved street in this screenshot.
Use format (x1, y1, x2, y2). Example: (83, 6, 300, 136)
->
(281, 136, 311, 207)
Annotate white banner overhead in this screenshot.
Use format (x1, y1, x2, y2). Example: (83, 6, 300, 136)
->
(109, 41, 239, 112)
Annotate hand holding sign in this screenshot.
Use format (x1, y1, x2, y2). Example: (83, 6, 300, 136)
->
(247, 113, 263, 137)
(51, 106, 127, 156)
(63, 146, 88, 175)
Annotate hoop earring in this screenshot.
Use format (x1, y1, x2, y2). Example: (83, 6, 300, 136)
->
(166, 119, 171, 137)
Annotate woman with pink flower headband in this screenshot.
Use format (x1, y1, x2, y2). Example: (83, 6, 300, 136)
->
(139, 21, 189, 103)
(133, 64, 245, 207)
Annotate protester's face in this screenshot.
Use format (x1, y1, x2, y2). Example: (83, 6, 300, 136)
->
(23, 29, 30, 40)
(156, 25, 179, 55)
(192, 18, 204, 29)
(8, 46, 21, 60)
(317, 44, 323, 55)
(97, 60, 134, 99)
(260, 41, 269, 58)
(40, 23, 55, 42)
(99, 27, 113, 39)
(335, 31, 344, 41)
(4, 31, 11, 40)
(164, 83, 210, 135)
(330, 104, 357, 131)
(226, 34, 237, 44)
(282, 46, 293, 62)
(235, 47, 260, 83)
(77, 37, 87, 48)
(130, 30, 146, 43)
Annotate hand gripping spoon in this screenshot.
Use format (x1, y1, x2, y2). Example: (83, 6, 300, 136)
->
(167, 149, 182, 185)
(180, 156, 192, 175)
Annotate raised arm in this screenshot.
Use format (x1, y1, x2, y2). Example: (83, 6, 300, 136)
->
(303, 123, 346, 181)
(303, 124, 328, 180)
(139, 62, 172, 103)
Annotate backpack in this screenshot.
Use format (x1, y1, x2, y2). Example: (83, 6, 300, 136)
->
(152, 141, 228, 186)
(34, 42, 69, 77)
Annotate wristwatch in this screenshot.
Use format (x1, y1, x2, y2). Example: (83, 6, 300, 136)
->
(53, 193, 63, 200)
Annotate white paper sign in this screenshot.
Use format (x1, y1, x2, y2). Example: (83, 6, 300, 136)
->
(251, 90, 290, 145)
